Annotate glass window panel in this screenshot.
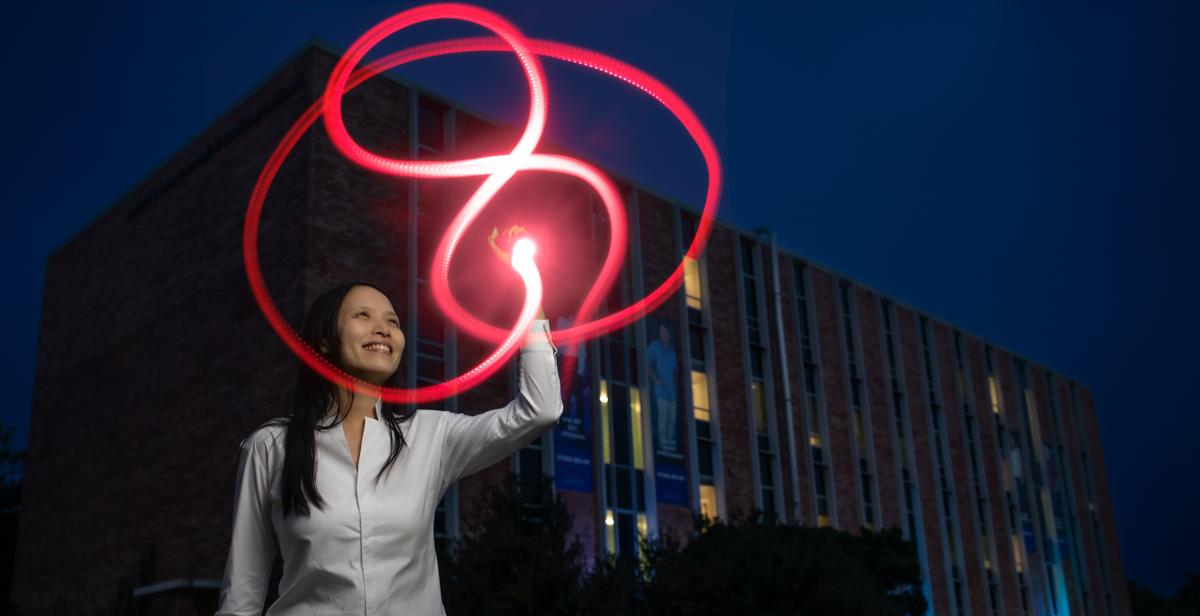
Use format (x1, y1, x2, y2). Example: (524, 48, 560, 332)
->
(617, 466, 632, 509)
(418, 102, 444, 151)
(600, 380, 612, 465)
(691, 370, 710, 421)
(618, 512, 634, 557)
(751, 381, 767, 433)
(700, 483, 718, 520)
(417, 354, 442, 382)
(740, 240, 755, 275)
(630, 386, 644, 471)
(612, 385, 631, 465)
(743, 278, 758, 319)
(684, 257, 702, 308)
(605, 509, 615, 554)
(698, 440, 714, 477)
(689, 326, 705, 363)
(610, 341, 627, 383)
(417, 294, 444, 344)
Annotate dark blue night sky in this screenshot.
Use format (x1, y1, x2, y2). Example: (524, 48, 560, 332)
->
(2, 0, 1195, 597)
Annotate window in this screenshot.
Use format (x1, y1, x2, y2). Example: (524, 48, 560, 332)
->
(839, 281, 877, 530)
(680, 211, 721, 522)
(741, 237, 778, 520)
(684, 257, 702, 309)
(986, 345, 1031, 615)
(953, 332, 1001, 614)
(881, 300, 923, 552)
(691, 371, 710, 421)
(919, 316, 969, 616)
(599, 253, 646, 561)
(1014, 359, 1066, 616)
(794, 263, 831, 528)
(418, 99, 445, 152)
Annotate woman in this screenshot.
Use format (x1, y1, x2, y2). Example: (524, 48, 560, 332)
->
(216, 227, 562, 615)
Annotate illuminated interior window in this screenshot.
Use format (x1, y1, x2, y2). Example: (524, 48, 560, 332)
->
(1012, 535, 1024, 572)
(751, 381, 767, 434)
(699, 484, 718, 521)
(684, 256, 702, 309)
(988, 375, 1002, 414)
(631, 386, 644, 471)
(817, 514, 830, 528)
(605, 509, 616, 554)
(809, 434, 821, 448)
(600, 379, 612, 465)
(691, 370, 710, 421)
(635, 512, 650, 567)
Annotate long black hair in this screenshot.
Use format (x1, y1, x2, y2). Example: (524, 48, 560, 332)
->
(261, 281, 415, 518)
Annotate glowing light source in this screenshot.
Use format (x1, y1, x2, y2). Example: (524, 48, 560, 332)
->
(512, 237, 537, 263)
(243, 2, 722, 403)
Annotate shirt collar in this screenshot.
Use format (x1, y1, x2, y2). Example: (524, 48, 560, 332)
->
(320, 393, 384, 423)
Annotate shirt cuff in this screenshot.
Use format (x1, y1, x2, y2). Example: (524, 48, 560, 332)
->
(523, 319, 558, 354)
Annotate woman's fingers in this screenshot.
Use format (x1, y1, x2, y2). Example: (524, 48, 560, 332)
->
(486, 225, 530, 266)
(504, 224, 527, 243)
(488, 227, 510, 263)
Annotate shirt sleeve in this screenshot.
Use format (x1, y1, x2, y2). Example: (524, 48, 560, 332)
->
(439, 319, 563, 490)
(216, 433, 279, 616)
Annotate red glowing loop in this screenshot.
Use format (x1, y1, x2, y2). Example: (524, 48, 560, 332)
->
(243, 2, 721, 404)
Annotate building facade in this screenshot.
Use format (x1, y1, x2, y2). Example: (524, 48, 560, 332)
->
(15, 43, 1130, 615)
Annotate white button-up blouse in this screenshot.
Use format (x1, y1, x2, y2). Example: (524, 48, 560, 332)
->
(216, 320, 561, 615)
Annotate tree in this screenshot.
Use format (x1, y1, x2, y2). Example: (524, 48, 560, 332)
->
(639, 508, 927, 616)
(0, 419, 24, 614)
(438, 473, 586, 615)
(1129, 574, 1200, 616)
(577, 548, 643, 616)
(1175, 573, 1200, 615)
(437, 480, 929, 615)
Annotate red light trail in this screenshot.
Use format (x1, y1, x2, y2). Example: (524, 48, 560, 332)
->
(243, 2, 721, 403)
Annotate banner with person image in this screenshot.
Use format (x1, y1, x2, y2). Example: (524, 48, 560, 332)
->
(645, 313, 689, 506)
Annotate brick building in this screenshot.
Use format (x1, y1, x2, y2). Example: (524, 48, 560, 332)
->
(15, 42, 1131, 615)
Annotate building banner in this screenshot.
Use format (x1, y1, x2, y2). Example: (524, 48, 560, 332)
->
(554, 316, 594, 492)
(645, 314, 689, 506)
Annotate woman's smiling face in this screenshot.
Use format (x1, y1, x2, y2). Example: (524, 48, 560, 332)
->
(330, 285, 405, 386)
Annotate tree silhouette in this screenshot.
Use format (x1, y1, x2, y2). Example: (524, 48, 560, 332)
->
(438, 473, 586, 615)
(0, 419, 25, 614)
(436, 475, 927, 616)
(639, 508, 927, 616)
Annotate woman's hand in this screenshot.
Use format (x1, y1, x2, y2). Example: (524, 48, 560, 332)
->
(486, 225, 528, 265)
(488, 225, 545, 319)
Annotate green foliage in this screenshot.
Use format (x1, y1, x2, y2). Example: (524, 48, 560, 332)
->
(438, 474, 585, 615)
(639, 508, 927, 616)
(438, 477, 928, 616)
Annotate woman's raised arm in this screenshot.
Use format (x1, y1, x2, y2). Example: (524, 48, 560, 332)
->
(437, 319, 562, 490)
